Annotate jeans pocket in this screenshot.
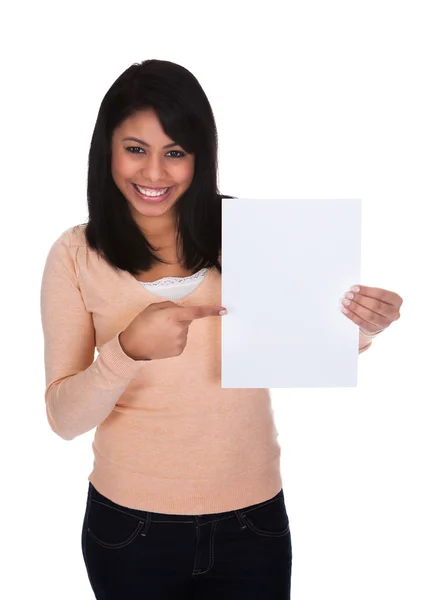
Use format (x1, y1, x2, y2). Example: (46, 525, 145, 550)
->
(86, 497, 150, 550)
(242, 494, 290, 538)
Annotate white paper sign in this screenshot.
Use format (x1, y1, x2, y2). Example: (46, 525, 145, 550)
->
(221, 198, 361, 388)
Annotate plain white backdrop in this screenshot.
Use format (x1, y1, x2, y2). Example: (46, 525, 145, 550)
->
(2, 1, 435, 598)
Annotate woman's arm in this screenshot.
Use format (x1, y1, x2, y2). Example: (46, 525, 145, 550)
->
(40, 230, 149, 441)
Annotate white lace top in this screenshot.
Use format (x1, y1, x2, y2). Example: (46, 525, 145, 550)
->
(138, 268, 210, 300)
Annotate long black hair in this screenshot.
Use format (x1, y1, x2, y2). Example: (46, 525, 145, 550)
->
(85, 59, 233, 276)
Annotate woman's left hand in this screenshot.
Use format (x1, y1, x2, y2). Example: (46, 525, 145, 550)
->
(341, 285, 403, 335)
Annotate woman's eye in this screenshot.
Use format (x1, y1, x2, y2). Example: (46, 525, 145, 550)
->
(125, 147, 185, 158)
(126, 146, 144, 154)
(167, 150, 186, 158)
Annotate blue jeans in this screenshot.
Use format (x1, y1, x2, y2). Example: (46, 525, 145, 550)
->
(81, 482, 292, 599)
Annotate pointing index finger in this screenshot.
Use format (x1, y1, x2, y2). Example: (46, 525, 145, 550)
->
(175, 305, 227, 322)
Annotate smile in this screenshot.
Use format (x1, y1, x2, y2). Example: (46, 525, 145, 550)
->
(133, 184, 170, 196)
(131, 183, 174, 203)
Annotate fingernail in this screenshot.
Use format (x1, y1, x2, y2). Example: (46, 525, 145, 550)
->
(350, 286, 360, 293)
(219, 309, 228, 316)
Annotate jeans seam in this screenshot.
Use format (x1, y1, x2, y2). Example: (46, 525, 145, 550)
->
(90, 498, 146, 522)
(192, 520, 217, 575)
(243, 494, 282, 514)
(151, 519, 194, 523)
(196, 492, 283, 527)
(244, 519, 290, 538)
(87, 519, 146, 549)
(82, 485, 98, 595)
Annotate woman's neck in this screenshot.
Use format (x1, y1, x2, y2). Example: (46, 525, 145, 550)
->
(136, 214, 179, 259)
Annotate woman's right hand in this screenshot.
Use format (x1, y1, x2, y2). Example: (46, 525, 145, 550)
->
(119, 301, 227, 361)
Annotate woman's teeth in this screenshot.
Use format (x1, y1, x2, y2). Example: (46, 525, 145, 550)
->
(133, 184, 169, 197)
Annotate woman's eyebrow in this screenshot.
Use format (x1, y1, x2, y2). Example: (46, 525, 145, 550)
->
(121, 137, 178, 149)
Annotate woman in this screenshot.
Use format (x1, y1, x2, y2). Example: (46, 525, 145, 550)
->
(40, 59, 402, 599)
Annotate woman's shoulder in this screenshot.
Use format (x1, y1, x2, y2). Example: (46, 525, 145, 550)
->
(49, 223, 87, 249)
(46, 223, 88, 264)
(68, 223, 88, 246)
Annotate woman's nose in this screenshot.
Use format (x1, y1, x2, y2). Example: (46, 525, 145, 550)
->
(140, 155, 166, 182)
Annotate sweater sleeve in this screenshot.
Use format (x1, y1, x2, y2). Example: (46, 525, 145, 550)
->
(40, 229, 148, 441)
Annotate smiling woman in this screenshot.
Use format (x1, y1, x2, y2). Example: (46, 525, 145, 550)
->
(40, 59, 292, 600)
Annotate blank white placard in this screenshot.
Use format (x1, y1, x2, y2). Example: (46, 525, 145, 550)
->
(221, 198, 361, 388)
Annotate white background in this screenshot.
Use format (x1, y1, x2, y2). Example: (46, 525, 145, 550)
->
(1, 1, 435, 598)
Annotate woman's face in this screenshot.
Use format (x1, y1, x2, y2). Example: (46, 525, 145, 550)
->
(111, 108, 195, 225)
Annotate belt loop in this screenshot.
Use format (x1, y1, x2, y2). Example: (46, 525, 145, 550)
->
(235, 510, 247, 530)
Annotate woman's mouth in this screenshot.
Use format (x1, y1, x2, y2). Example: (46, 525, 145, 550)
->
(131, 183, 174, 203)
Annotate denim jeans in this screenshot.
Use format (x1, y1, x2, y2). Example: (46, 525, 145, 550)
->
(81, 481, 292, 599)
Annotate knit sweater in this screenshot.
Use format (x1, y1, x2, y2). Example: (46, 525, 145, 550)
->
(40, 224, 283, 515)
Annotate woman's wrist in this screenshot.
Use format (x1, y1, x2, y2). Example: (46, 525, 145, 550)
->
(358, 326, 383, 351)
(360, 326, 384, 338)
(359, 340, 372, 353)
